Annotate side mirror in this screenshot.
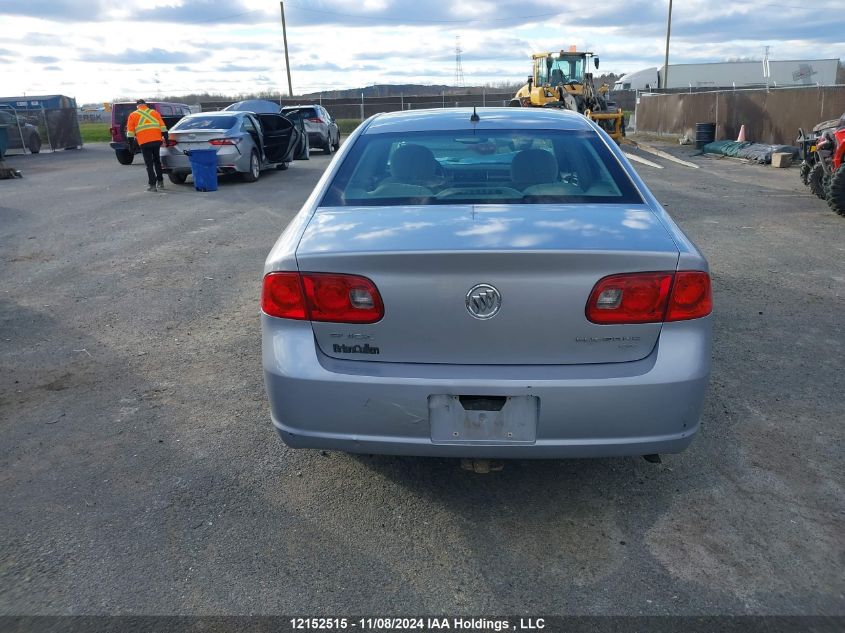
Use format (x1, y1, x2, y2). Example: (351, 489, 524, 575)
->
(594, 57, 600, 69)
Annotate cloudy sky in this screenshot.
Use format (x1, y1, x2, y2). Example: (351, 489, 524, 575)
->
(1, 0, 843, 104)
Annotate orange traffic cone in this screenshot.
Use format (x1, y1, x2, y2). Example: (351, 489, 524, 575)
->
(737, 124, 746, 142)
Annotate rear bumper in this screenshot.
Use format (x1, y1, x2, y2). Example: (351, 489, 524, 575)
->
(160, 146, 248, 174)
(307, 131, 327, 146)
(262, 316, 712, 458)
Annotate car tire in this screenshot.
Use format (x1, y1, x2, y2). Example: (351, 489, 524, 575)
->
(332, 132, 341, 151)
(28, 134, 41, 154)
(168, 171, 188, 184)
(242, 150, 260, 182)
(826, 165, 845, 216)
(323, 135, 333, 155)
(115, 149, 134, 165)
(808, 162, 827, 199)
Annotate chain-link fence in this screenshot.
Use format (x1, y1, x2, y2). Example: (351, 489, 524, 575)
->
(0, 106, 48, 155)
(0, 95, 83, 153)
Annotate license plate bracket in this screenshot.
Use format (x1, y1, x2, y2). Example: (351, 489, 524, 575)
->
(429, 395, 538, 444)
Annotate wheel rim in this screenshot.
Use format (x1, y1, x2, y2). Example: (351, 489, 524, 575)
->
(252, 153, 259, 178)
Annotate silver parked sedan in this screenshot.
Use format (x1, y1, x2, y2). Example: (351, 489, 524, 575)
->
(160, 110, 307, 184)
(261, 108, 712, 459)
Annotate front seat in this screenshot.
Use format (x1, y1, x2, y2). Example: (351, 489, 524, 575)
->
(512, 148, 581, 196)
(511, 148, 559, 188)
(373, 144, 440, 197)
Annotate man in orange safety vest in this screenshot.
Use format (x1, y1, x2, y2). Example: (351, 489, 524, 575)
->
(126, 99, 168, 191)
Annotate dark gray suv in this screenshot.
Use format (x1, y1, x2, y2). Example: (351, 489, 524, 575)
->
(0, 110, 42, 154)
(281, 105, 340, 154)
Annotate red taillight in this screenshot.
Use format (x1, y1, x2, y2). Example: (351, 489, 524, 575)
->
(261, 272, 307, 320)
(110, 126, 118, 137)
(262, 272, 384, 323)
(586, 271, 711, 324)
(165, 139, 178, 147)
(666, 271, 712, 321)
(586, 272, 673, 324)
(307, 117, 324, 123)
(209, 138, 237, 146)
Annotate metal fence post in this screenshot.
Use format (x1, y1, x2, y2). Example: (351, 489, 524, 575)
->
(41, 105, 53, 152)
(360, 93, 364, 121)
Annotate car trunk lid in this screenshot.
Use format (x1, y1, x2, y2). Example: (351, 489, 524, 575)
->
(295, 204, 680, 365)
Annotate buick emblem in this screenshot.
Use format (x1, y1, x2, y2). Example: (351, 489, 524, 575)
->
(465, 283, 502, 320)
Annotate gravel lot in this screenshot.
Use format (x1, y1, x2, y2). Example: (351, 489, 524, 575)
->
(1, 141, 843, 616)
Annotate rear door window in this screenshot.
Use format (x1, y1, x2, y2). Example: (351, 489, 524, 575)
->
(321, 129, 642, 206)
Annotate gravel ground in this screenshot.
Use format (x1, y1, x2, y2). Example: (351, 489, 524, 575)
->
(0, 141, 842, 616)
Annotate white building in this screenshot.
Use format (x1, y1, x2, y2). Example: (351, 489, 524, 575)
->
(613, 59, 840, 91)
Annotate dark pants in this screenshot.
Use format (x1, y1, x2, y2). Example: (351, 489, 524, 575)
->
(140, 141, 163, 185)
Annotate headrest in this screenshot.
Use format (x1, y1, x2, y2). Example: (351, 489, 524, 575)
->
(511, 149, 559, 186)
(390, 144, 439, 183)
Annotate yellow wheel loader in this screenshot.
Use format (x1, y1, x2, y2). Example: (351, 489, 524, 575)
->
(510, 49, 625, 143)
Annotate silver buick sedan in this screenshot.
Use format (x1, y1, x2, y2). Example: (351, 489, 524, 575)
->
(261, 108, 712, 459)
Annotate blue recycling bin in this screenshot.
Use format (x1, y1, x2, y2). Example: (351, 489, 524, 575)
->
(186, 149, 218, 192)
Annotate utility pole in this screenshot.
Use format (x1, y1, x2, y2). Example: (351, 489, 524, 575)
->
(663, 0, 673, 90)
(280, 1, 293, 98)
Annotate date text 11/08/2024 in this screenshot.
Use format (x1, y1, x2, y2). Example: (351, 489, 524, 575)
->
(289, 618, 547, 631)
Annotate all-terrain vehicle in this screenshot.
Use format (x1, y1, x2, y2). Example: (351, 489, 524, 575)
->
(798, 113, 845, 216)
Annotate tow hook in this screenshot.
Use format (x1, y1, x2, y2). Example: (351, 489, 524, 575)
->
(460, 458, 504, 474)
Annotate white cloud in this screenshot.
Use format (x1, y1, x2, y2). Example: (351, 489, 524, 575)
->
(0, 0, 841, 103)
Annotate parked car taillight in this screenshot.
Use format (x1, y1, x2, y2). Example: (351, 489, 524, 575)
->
(665, 271, 712, 321)
(209, 138, 238, 145)
(109, 126, 119, 137)
(586, 271, 711, 324)
(307, 117, 324, 123)
(165, 139, 178, 147)
(262, 272, 384, 323)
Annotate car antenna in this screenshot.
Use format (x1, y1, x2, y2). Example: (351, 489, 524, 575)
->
(470, 106, 480, 123)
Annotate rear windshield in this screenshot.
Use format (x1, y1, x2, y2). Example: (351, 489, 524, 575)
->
(113, 103, 135, 126)
(321, 129, 643, 206)
(281, 107, 317, 121)
(172, 116, 237, 131)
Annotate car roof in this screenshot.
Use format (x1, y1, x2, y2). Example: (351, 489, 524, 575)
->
(362, 107, 594, 134)
(183, 111, 243, 117)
